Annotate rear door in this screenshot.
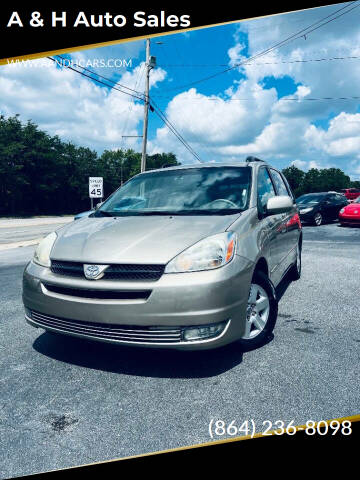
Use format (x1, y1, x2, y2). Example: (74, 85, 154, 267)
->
(320, 194, 335, 220)
(324, 194, 342, 220)
(269, 168, 298, 278)
(257, 167, 285, 286)
(334, 194, 348, 218)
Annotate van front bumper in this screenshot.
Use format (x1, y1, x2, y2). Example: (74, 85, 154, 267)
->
(22, 255, 254, 350)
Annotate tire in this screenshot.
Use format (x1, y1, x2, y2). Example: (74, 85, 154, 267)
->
(289, 242, 302, 281)
(313, 212, 322, 226)
(238, 270, 278, 349)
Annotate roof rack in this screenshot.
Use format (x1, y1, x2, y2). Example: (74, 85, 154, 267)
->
(245, 156, 265, 163)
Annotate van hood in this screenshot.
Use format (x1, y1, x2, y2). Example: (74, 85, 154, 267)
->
(51, 214, 241, 264)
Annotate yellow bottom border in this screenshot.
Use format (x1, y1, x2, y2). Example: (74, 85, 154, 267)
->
(44, 413, 360, 474)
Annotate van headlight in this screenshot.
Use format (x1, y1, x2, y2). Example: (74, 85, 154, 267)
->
(33, 232, 57, 267)
(165, 232, 236, 273)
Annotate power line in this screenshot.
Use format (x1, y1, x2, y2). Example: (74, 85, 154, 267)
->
(48, 56, 203, 163)
(150, 98, 203, 163)
(157, 54, 360, 68)
(160, 1, 360, 92)
(47, 56, 144, 102)
(151, 94, 360, 102)
(120, 62, 145, 151)
(53, 54, 145, 97)
(151, 42, 203, 162)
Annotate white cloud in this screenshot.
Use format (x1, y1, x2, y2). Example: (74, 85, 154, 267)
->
(151, 4, 360, 175)
(291, 159, 307, 169)
(305, 113, 360, 158)
(2, 4, 360, 179)
(0, 59, 166, 152)
(227, 43, 247, 67)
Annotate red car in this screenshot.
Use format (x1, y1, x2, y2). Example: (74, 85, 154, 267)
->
(339, 196, 360, 226)
(340, 188, 360, 202)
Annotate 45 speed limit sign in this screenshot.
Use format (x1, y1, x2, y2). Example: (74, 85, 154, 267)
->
(89, 177, 103, 198)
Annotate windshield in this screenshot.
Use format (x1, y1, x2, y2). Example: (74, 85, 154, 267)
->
(354, 196, 360, 204)
(96, 167, 251, 216)
(296, 194, 326, 205)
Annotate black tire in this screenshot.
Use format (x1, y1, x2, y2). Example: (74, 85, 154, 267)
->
(289, 242, 302, 281)
(313, 212, 323, 226)
(238, 270, 278, 349)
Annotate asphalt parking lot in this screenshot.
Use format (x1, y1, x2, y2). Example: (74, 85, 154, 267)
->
(0, 222, 359, 478)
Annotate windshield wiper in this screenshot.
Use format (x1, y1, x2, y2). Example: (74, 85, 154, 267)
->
(94, 210, 114, 217)
(112, 209, 244, 216)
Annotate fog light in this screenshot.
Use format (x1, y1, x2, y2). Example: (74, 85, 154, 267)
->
(183, 321, 228, 342)
(25, 308, 32, 318)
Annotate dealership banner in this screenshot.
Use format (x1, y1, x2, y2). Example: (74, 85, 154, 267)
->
(1, 2, 340, 62)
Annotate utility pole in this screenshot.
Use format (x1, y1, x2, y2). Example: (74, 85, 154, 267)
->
(121, 135, 143, 185)
(141, 38, 151, 173)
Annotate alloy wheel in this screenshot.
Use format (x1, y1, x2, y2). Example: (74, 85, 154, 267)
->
(314, 213, 322, 226)
(244, 283, 270, 339)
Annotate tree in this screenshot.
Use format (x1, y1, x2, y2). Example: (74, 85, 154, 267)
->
(282, 164, 352, 197)
(0, 115, 180, 216)
(282, 165, 305, 197)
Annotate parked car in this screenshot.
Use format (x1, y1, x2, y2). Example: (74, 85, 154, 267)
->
(296, 192, 348, 226)
(339, 196, 360, 226)
(74, 202, 103, 220)
(74, 209, 93, 220)
(340, 188, 360, 202)
(23, 158, 302, 351)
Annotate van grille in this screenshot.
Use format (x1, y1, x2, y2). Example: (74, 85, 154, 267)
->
(29, 311, 182, 344)
(43, 283, 151, 300)
(50, 261, 165, 281)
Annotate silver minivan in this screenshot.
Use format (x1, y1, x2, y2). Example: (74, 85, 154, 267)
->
(23, 157, 302, 350)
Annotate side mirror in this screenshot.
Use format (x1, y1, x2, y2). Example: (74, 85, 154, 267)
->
(95, 201, 104, 210)
(266, 196, 293, 215)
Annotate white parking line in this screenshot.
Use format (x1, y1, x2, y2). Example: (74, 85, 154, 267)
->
(0, 238, 42, 251)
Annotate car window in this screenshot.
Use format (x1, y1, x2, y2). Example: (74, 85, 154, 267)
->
(98, 167, 252, 216)
(297, 194, 325, 204)
(270, 169, 289, 196)
(327, 194, 339, 203)
(257, 168, 276, 215)
(335, 194, 346, 204)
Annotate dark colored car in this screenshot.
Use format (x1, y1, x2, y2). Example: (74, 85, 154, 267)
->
(74, 209, 94, 220)
(74, 202, 103, 220)
(339, 196, 360, 226)
(296, 192, 348, 226)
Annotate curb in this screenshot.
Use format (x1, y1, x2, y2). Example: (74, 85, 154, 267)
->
(0, 238, 42, 251)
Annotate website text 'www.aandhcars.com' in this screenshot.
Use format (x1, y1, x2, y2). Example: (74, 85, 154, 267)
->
(6, 58, 133, 69)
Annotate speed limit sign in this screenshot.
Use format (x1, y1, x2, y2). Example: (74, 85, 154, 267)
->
(89, 177, 103, 198)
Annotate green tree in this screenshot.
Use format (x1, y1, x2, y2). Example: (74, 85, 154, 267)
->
(282, 165, 305, 197)
(0, 115, 180, 216)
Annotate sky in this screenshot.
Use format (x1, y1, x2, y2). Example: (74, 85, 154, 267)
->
(2, 3, 360, 179)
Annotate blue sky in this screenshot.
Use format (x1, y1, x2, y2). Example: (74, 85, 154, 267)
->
(2, 3, 360, 178)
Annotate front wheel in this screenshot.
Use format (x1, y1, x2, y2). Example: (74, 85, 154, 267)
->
(238, 270, 278, 349)
(313, 212, 322, 226)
